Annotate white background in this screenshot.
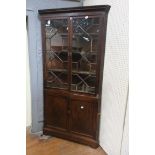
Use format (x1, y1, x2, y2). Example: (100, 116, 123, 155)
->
(84, 0, 129, 154)
(26, 24, 31, 127)
(0, 0, 155, 155)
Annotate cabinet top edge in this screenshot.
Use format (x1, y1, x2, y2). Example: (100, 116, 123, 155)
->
(38, 5, 111, 15)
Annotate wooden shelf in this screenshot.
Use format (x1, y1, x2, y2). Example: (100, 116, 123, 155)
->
(48, 69, 67, 72)
(72, 70, 96, 75)
(47, 50, 97, 54)
(74, 33, 99, 36)
(71, 89, 95, 95)
(46, 32, 98, 38)
(48, 69, 96, 75)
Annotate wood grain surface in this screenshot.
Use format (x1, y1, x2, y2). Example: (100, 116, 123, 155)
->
(26, 129, 107, 155)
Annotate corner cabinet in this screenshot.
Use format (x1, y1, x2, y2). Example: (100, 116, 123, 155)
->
(39, 5, 110, 148)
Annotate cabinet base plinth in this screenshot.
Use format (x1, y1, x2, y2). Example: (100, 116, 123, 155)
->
(43, 127, 99, 148)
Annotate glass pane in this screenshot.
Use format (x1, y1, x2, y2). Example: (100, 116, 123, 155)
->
(45, 19, 69, 89)
(71, 16, 100, 94)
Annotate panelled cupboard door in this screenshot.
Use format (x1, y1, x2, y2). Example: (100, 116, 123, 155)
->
(44, 94, 68, 131)
(70, 100, 97, 137)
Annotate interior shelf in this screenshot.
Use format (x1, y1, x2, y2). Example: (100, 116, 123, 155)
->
(72, 70, 96, 75)
(46, 49, 97, 54)
(48, 69, 95, 75)
(45, 32, 99, 39)
(71, 89, 95, 94)
(48, 69, 67, 72)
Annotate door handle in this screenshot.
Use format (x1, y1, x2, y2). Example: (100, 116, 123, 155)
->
(80, 106, 84, 109)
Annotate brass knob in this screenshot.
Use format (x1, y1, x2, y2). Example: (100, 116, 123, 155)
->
(80, 106, 84, 109)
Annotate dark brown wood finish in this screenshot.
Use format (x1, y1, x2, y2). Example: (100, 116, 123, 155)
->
(70, 100, 94, 136)
(44, 94, 68, 131)
(39, 5, 110, 148)
(38, 5, 110, 14)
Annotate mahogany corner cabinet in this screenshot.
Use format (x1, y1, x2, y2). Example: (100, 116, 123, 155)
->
(39, 5, 110, 148)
